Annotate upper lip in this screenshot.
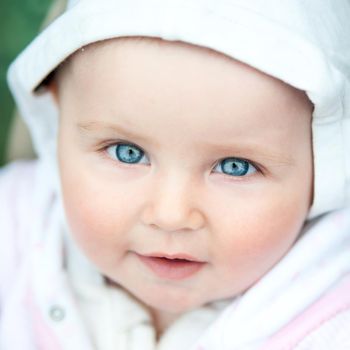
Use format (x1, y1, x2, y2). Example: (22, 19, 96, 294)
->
(140, 252, 202, 262)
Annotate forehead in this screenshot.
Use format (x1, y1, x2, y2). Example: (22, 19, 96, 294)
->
(60, 37, 309, 104)
(56, 37, 311, 142)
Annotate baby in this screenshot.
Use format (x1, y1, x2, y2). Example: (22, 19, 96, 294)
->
(1, 0, 350, 349)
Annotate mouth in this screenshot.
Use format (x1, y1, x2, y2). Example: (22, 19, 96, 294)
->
(136, 253, 205, 280)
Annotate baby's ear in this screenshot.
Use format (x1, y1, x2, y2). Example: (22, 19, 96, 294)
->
(48, 80, 59, 105)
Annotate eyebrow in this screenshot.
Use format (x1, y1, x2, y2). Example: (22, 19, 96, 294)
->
(77, 121, 295, 166)
(201, 142, 295, 166)
(77, 120, 150, 144)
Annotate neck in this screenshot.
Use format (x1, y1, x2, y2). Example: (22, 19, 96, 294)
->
(149, 308, 181, 339)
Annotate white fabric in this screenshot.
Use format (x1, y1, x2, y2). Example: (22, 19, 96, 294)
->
(294, 312, 350, 350)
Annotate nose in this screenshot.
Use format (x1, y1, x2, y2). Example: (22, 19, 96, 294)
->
(141, 174, 205, 232)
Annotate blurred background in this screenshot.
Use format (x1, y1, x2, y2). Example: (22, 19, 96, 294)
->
(0, 0, 53, 166)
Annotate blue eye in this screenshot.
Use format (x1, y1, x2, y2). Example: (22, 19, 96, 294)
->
(107, 143, 148, 164)
(214, 158, 257, 177)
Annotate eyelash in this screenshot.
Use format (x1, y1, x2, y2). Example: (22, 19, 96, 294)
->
(102, 141, 262, 177)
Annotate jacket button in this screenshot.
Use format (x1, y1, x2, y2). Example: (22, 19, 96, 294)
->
(49, 305, 66, 322)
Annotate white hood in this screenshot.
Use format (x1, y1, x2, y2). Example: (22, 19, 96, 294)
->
(7, 0, 350, 218)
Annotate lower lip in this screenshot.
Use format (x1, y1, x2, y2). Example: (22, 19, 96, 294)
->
(137, 255, 205, 280)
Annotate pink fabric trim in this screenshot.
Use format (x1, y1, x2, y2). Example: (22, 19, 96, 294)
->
(0, 161, 36, 301)
(25, 287, 62, 350)
(260, 275, 350, 350)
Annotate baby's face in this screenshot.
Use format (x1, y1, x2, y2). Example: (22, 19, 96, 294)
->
(57, 39, 313, 315)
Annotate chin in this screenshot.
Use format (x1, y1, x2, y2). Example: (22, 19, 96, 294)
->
(133, 285, 209, 314)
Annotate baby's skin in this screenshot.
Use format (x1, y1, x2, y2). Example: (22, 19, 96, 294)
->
(53, 38, 313, 334)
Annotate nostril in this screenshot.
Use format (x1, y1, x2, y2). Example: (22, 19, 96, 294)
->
(140, 196, 205, 231)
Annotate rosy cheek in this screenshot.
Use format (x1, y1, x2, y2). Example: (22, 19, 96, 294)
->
(64, 195, 98, 244)
(212, 197, 306, 270)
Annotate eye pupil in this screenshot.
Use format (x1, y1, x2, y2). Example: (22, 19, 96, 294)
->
(116, 144, 143, 164)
